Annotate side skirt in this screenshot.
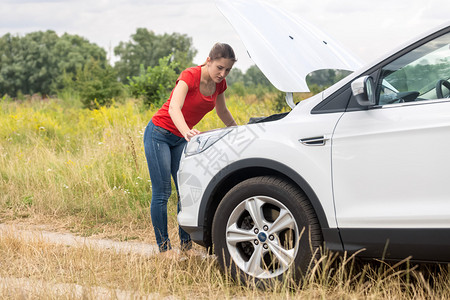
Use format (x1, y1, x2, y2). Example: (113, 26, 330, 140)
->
(340, 228, 450, 262)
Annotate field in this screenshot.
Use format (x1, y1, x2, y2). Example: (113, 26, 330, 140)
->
(0, 95, 449, 299)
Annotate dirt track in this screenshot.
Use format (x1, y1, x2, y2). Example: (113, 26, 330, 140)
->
(0, 223, 160, 257)
(0, 223, 196, 299)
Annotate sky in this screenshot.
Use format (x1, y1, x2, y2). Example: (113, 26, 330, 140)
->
(0, 0, 449, 71)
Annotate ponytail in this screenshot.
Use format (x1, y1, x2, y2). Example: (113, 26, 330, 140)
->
(203, 42, 237, 65)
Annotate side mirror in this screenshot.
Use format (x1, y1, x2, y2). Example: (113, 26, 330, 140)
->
(351, 76, 376, 106)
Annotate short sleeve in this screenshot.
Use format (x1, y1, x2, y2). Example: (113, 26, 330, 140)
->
(218, 79, 227, 94)
(177, 68, 197, 90)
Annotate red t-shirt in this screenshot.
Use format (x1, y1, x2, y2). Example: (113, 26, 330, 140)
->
(152, 66, 227, 137)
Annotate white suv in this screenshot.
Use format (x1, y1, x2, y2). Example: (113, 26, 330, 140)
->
(178, 0, 450, 283)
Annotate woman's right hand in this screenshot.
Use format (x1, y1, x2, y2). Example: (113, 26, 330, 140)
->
(184, 129, 201, 141)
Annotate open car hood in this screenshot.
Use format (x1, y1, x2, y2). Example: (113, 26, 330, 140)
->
(216, 0, 363, 92)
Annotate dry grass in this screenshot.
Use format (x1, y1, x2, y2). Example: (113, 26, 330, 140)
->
(1, 96, 449, 299)
(0, 229, 240, 299)
(0, 228, 448, 299)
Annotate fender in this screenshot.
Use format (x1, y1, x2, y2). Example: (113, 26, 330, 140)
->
(199, 158, 330, 228)
(196, 158, 344, 251)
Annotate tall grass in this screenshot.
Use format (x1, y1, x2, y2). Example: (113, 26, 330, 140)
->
(0, 230, 448, 299)
(0, 95, 276, 237)
(1, 96, 448, 299)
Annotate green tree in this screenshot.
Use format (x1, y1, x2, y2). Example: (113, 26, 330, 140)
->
(0, 30, 106, 97)
(244, 65, 273, 87)
(73, 59, 124, 109)
(306, 69, 352, 90)
(0, 33, 23, 96)
(0, 31, 59, 97)
(226, 65, 278, 97)
(114, 28, 197, 83)
(51, 33, 107, 91)
(127, 55, 179, 107)
(225, 68, 244, 86)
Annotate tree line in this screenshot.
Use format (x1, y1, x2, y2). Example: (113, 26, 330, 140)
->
(0, 28, 348, 109)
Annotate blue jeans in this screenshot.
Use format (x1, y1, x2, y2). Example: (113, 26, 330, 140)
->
(143, 120, 191, 252)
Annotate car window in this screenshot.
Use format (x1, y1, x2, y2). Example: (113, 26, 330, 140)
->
(377, 32, 450, 105)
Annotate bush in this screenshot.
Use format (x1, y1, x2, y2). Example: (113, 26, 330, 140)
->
(74, 59, 124, 109)
(127, 55, 179, 108)
(226, 81, 246, 97)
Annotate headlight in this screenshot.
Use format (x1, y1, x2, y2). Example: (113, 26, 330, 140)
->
(184, 128, 233, 157)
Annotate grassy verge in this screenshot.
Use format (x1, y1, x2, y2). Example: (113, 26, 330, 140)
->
(0, 231, 448, 299)
(1, 96, 448, 299)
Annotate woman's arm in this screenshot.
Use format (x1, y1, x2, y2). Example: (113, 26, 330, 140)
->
(168, 80, 201, 141)
(215, 93, 237, 127)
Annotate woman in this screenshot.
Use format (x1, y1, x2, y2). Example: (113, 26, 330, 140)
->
(143, 43, 237, 252)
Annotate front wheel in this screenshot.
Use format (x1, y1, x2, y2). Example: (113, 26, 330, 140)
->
(212, 176, 323, 284)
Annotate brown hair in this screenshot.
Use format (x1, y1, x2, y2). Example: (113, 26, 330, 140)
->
(208, 42, 237, 62)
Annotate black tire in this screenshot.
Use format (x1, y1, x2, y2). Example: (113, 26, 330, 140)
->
(212, 176, 323, 284)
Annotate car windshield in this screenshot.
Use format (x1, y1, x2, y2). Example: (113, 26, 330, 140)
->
(378, 32, 450, 105)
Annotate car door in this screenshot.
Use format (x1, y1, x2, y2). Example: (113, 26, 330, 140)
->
(331, 31, 450, 260)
